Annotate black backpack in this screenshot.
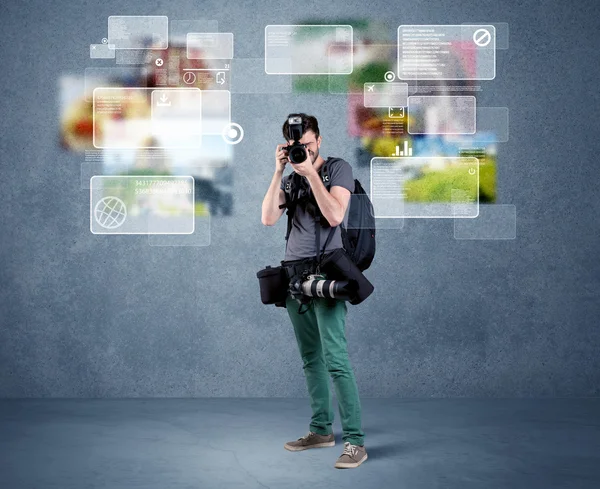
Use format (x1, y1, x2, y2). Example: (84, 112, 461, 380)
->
(280, 157, 376, 271)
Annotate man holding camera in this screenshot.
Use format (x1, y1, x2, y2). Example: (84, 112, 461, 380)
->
(261, 113, 367, 469)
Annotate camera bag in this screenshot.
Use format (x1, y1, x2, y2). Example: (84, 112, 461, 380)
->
(256, 265, 288, 306)
(319, 248, 374, 305)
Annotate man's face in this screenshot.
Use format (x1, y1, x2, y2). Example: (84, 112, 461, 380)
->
(288, 130, 322, 163)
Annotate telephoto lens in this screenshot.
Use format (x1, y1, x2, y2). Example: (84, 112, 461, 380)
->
(300, 274, 358, 301)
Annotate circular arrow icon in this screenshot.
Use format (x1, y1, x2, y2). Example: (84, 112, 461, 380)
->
(473, 28, 491, 47)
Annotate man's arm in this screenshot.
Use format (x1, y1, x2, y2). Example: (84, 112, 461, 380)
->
(306, 172, 351, 227)
(261, 170, 286, 226)
(262, 143, 291, 226)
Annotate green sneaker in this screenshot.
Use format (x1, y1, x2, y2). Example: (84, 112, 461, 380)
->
(334, 442, 368, 469)
(284, 431, 335, 451)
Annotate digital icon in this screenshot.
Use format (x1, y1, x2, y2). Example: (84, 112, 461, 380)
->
(183, 72, 196, 85)
(156, 93, 170, 107)
(468, 168, 476, 175)
(366, 85, 374, 92)
(391, 140, 412, 157)
(473, 28, 491, 47)
(389, 107, 404, 118)
(216, 72, 226, 85)
(94, 196, 127, 229)
(221, 122, 244, 145)
(101, 38, 108, 44)
(384, 71, 396, 82)
(155, 58, 164, 67)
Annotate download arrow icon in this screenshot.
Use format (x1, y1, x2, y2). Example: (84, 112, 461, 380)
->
(154, 91, 172, 107)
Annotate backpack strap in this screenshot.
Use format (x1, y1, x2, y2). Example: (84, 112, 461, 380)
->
(320, 158, 331, 189)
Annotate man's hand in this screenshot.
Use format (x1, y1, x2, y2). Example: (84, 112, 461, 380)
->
(290, 151, 318, 178)
(275, 144, 289, 173)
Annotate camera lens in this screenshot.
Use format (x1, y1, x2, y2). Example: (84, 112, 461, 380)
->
(289, 146, 308, 164)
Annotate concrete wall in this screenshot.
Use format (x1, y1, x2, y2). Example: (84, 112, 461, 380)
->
(1, 0, 598, 397)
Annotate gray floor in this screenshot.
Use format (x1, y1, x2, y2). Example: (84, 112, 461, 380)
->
(1, 398, 599, 489)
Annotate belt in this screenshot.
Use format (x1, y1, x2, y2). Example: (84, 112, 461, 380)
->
(281, 257, 316, 281)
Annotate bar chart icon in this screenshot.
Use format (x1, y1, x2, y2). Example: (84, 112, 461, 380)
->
(391, 140, 412, 156)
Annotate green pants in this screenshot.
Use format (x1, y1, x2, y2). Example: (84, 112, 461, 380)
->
(286, 293, 365, 446)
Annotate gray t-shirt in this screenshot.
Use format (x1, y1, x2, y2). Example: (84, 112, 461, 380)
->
(280, 157, 354, 261)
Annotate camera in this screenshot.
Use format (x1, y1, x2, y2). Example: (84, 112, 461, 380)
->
(289, 273, 358, 302)
(283, 115, 309, 164)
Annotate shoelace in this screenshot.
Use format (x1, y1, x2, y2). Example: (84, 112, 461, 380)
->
(300, 431, 317, 441)
(342, 442, 357, 457)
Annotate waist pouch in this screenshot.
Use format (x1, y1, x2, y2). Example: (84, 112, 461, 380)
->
(319, 248, 374, 305)
(256, 265, 288, 306)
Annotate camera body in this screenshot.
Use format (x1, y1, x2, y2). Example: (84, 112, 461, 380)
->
(283, 115, 309, 164)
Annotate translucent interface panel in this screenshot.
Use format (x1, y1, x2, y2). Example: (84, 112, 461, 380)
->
(90, 44, 115, 59)
(148, 216, 211, 246)
(398, 25, 496, 80)
(170, 19, 219, 43)
(90, 176, 195, 234)
(139, 44, 230, 90)
(187, 33, 234, 59)
(230, 59, 292, 94)
(374, 217, 405, 229)
(108, 16, 169, 50)
(371, 157, 479, 218)
(100, 139, 232, 184)
(201, 90, 230, 135)
(93, 87, 202, 149)
(454, 204, 516, 239)
(82, 139, 233, 216)
(347, 92, 408, 137)
(363, 82, 408, 108)
(115, 50, 148, 65)
(84, 67, 147, 102)
(265, 25, 353, 75)
(408, 96, 476, 135)
(327, 43, 396, 95)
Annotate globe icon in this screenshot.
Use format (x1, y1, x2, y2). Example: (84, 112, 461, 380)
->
(94, 196, 127, 229)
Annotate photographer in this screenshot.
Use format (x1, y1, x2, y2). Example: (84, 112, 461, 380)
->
(261, 113, 367, 469)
